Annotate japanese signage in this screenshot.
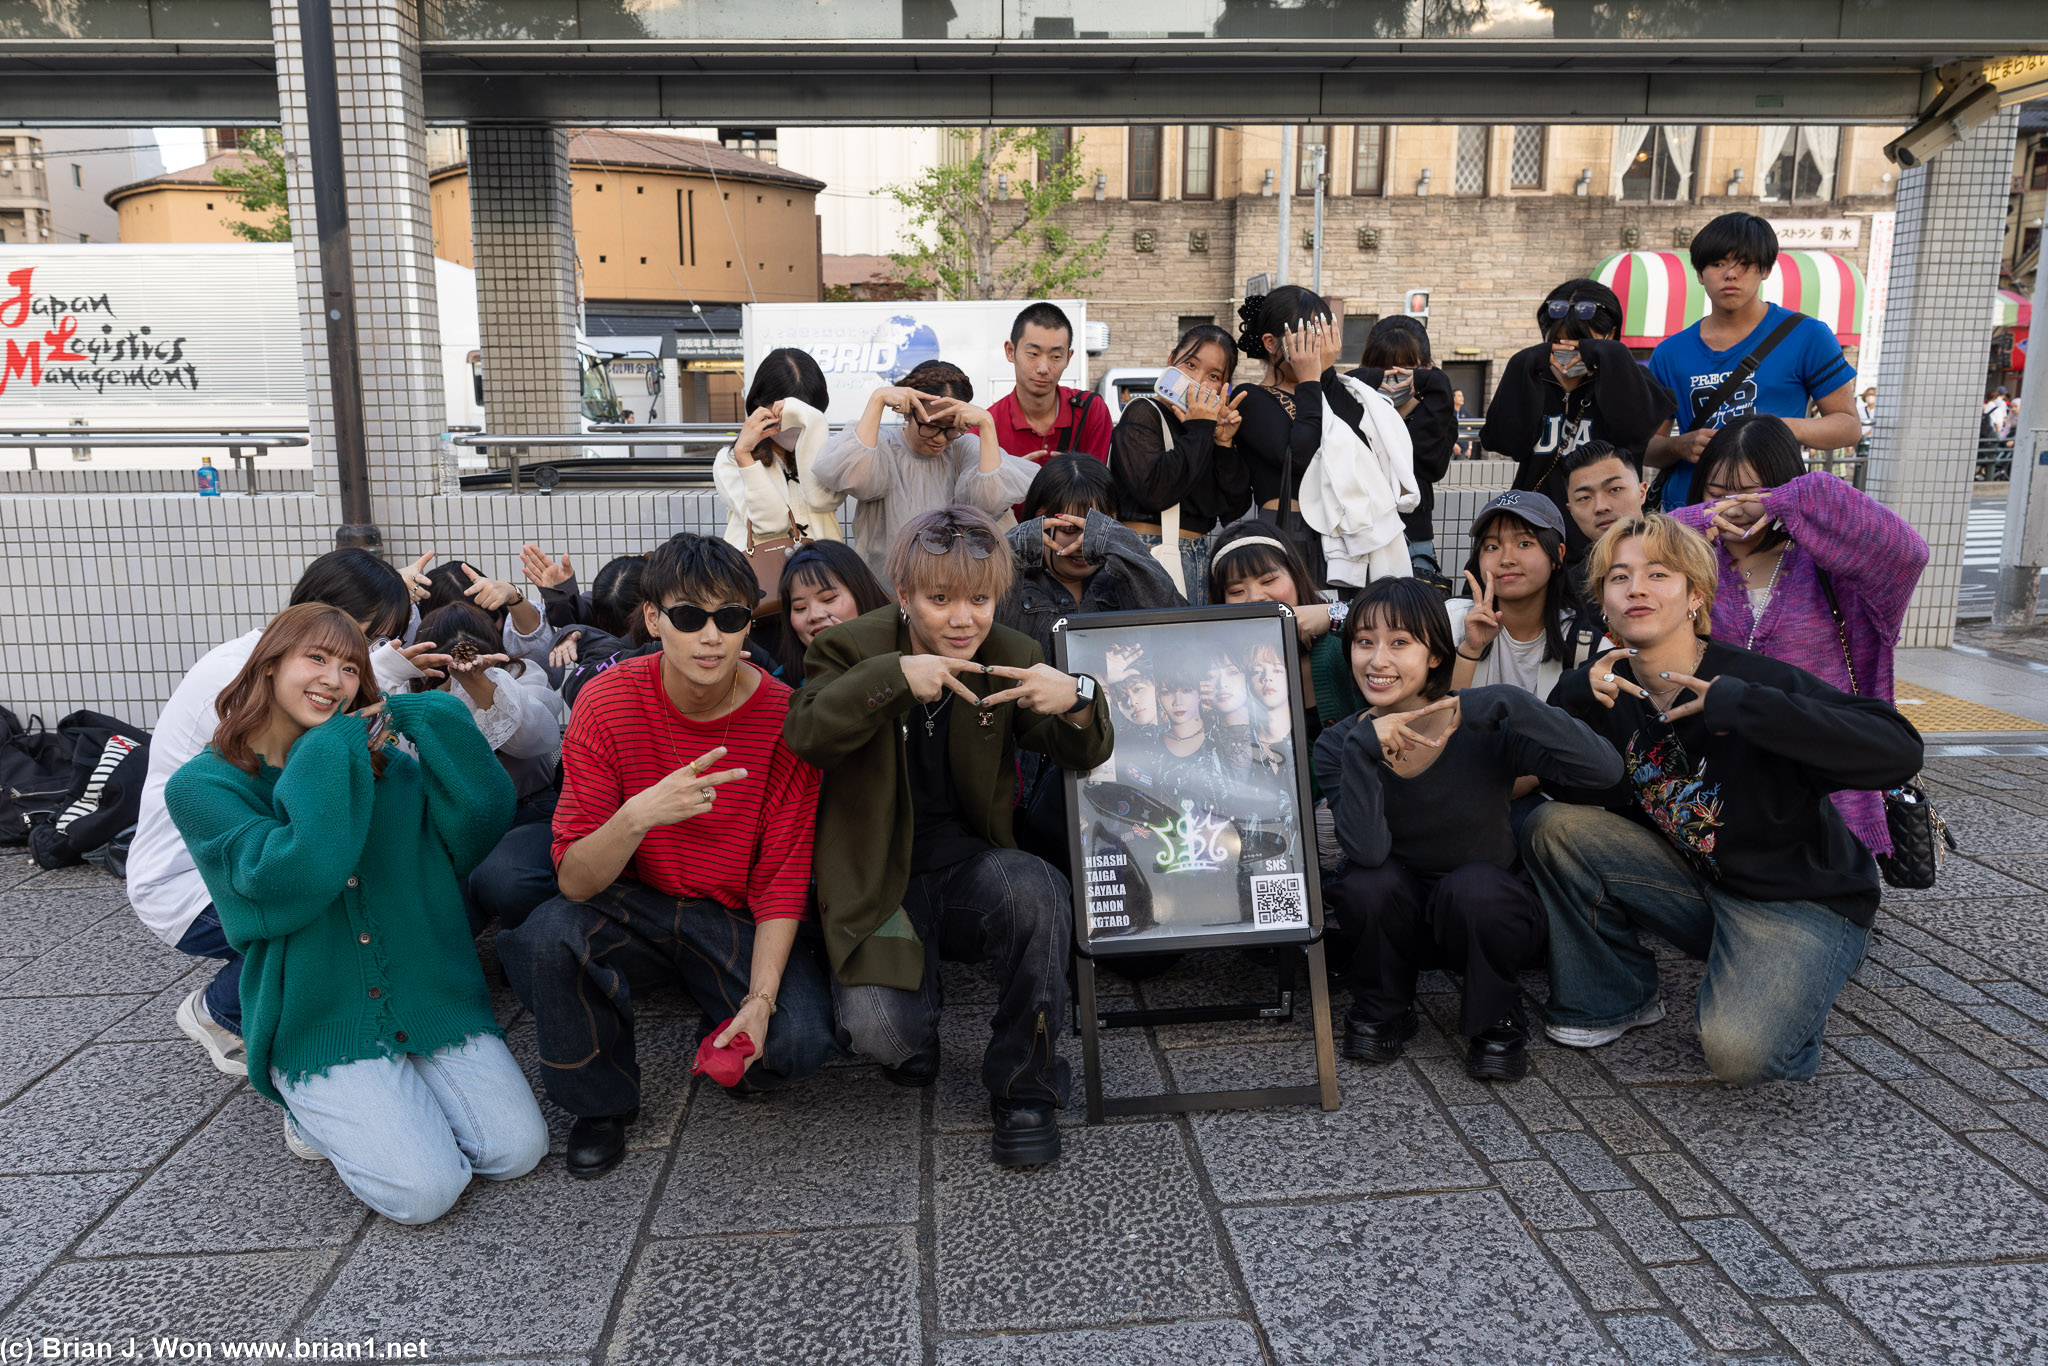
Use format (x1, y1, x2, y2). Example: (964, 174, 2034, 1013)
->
(1767, 218, 1862, 249)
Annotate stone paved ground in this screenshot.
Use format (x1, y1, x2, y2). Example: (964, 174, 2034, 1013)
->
(5, 752, 2048, 1364)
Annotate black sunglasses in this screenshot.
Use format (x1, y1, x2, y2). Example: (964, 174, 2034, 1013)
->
(916, 525, 997, 558)
(662, 603, 752, 634)
(1545, 300, 1611, 322)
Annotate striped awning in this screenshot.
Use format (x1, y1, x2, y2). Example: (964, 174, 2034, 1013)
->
(1595, 249, 1866, 347)
(1996, 289, 2032, 329)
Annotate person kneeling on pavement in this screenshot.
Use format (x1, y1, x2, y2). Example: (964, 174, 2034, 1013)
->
(783, 506, 1113, 1167)
(1524, 513, 1922, 1084)
(497, 533, 838, 1179)
(1313, 579, 1621, 1082)
(167, 604, 545, 1224)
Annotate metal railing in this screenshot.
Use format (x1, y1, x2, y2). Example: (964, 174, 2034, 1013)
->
(0, 428, 309, 490)
(452, 425, 851, 493)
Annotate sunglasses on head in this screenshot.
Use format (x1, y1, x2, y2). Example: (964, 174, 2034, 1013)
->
(1545, 300, 1611, 323)
(916, 524, 997, 559)
(662, 603, 752, 634)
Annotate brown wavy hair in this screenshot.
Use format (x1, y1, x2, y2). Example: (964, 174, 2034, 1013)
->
(211, 602, 387, 777)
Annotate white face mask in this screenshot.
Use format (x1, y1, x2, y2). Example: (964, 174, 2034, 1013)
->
(769, 428, 802, 453)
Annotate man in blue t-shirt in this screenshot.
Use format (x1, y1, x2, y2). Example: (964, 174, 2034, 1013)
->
(1646, 213, 1861, 507)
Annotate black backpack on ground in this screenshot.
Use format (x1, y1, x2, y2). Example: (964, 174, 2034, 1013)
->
(0, 707, 72, 847)
(24, 710, 151, 870)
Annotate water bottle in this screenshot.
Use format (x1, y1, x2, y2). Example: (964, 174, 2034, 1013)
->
(196, 455, 221, 497)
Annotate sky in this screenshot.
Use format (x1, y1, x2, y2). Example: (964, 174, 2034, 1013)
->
(154, 128, 207, 173)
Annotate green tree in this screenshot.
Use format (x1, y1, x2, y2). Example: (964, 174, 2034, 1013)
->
(883, 127, 1109, 301)
(211, 130, 291, 243)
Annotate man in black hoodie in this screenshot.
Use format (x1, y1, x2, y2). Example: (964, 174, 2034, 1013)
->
(1480, 280, 1675, 559)
(1523, 514, 1921, 1086)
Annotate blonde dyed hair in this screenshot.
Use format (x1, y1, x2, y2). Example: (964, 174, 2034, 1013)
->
(1586, 512, 1717, 638)
(887, 505, 1016, 603)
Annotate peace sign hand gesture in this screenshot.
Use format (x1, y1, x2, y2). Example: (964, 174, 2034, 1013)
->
(1653, 670, 1721, 727)
(1371, 695, 1460, 763)
(979, 663, 1082, 716)
(1212, 390, 1248, 447)
(627, 747, 751, 829)
(1462, 570, 1502, 652)
(399, 551, 433, 604)
(1588, 648, 1651, 710)
(900, 654, 984, 705)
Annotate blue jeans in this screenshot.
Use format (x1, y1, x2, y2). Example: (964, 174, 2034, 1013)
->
(276, 1032, 547, 1225)
(173, 904, 243, 1034)
(1132, 531, 1211, 606)
(1409, 538, 1441, 579)
(496, 880, 838, 1117)
(833, 847, 1072, 1109)
(1521, 802, 1870, 1084)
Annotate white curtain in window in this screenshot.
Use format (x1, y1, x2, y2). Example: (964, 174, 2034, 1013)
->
(1757, 125, 1792, 200)
(1662, 125, 1697, 202)
(1803, 125, 1839, 202)
(1612, 125, 1653, 199)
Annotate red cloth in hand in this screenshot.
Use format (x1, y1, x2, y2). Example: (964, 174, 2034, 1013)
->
(692, 1020, 756, 1086)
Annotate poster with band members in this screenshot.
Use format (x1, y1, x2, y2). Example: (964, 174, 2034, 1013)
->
(1053, 604, 1325, 955)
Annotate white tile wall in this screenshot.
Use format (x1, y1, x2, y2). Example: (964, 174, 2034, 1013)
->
(1865, 109, 2019, 649)
(470, 126, 584, 452)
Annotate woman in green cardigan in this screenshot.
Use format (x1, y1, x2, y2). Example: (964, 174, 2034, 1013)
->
(784, 505, 1113, 1169)
(167, 602, 545, 1225)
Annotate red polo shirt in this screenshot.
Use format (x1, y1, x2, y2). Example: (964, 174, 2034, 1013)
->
(988, 385, 1113, 466)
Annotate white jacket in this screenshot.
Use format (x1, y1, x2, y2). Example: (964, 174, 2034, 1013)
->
(711, 397, 844, 547)
(1296, 374, 1418, 586)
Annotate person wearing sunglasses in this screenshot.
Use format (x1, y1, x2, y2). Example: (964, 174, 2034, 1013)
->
(785, 505, 1113, 1169)
(1480, 279, 1675, 561)
(498, 534, 838, 1181)
(813, 359, 1041, 589)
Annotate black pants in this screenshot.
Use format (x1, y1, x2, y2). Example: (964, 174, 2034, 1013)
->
(1325, 859, 1546, 1038)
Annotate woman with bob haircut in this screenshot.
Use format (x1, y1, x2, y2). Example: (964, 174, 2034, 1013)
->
(1313, 579, 1620, 1082)
(1352, 315, 1458, 584)
(1524, 514, 1922, 1085)
(713, 346, 844, 549)
(773, 540, 893, 680)
(1672, 414, 1928, 855)
(165, 603, 543, 1223)
(812, 359, 1040, 588)
(783, 505, 1113, 1169)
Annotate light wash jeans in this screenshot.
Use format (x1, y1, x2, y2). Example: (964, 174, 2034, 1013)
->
(275, 1033, 548, 1224)
(1521, 802, 1871, 1084)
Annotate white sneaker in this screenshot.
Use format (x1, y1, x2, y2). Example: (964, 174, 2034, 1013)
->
(1546, 999, 1667, 1049)
(175, 988, 249, 1077)
(283, 1113, 328, 1163)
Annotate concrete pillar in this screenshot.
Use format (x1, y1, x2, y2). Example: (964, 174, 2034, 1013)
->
(270, 0, 445, 512)
(468, 126, 584, 453)
(1863, 108, 2019, 648)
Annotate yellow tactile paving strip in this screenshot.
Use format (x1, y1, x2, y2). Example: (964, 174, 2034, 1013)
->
(1892, 683, 2048, 735)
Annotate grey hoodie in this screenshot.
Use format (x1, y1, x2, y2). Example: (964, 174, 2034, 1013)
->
(997, 508, 1187, 659)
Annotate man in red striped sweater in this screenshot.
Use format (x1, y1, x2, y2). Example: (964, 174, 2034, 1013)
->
(498, 534, 837, 1179)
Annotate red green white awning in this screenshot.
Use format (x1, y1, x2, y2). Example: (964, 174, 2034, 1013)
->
(1996, 289, 2032, 329)
(1594, 249, 1866, 347)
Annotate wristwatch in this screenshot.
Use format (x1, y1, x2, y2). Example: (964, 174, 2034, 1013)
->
(1064, 673, 1098, 714)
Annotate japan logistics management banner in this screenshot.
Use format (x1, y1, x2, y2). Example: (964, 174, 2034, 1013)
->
(742, 300, 1089, 424)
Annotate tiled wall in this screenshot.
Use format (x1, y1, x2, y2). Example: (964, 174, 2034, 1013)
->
(270, 0, 447, 510)
(469, 126, 584, 454)
(0, 489, 729, 728)
(1865, 109, 2019, 649)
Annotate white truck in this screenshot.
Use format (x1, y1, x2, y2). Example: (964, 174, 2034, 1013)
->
(0, 243, 619, 470)
(741, 299, 1097, 424)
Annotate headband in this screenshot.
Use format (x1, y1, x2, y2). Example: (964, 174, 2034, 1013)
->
(1214, 534, 1293, 563)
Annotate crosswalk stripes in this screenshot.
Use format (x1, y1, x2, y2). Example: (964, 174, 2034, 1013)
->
(1963, 504, 2005, 569)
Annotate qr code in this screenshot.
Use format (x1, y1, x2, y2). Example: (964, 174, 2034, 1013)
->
(1249, 873, 1309, 929)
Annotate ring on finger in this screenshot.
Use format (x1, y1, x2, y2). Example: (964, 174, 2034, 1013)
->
(1602, 672, 1615, 683)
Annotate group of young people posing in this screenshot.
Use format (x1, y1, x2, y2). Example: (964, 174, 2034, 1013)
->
(129, 209, 1930, 1226)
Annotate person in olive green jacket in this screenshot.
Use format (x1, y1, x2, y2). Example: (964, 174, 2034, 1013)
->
(784, 505, 1113, 1168)
(167, 602, 543, 1225)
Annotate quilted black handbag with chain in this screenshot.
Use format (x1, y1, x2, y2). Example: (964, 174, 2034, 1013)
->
(1814, 569, 1955, 889)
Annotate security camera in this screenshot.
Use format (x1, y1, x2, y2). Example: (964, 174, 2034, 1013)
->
(1885, 82, 2002, 168)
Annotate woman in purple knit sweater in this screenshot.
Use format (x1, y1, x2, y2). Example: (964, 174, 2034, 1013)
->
(1675, 415, 1928, 854)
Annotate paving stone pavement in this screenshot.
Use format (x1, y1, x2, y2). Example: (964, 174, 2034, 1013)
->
(4, 755, 2048, 1362)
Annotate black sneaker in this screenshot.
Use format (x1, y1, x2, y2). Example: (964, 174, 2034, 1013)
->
(1465, 1025, 1530, 1082)
(1343, 1011, 1419, 1064)
(882, 1042, 941, 1088)
(990, 1102, 1061, 1167)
